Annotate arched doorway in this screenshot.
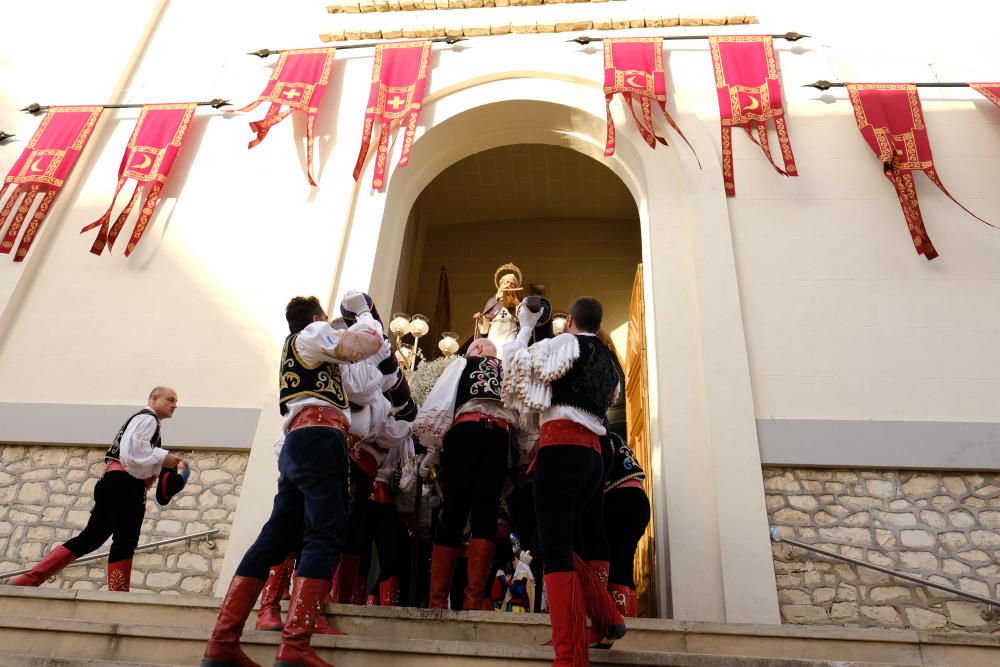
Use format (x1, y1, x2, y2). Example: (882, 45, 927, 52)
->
(397, 143, 639, 354)
(324, 86, 780, 623)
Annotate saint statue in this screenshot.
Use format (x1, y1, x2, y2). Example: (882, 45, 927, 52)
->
(474, 263, 524, 360)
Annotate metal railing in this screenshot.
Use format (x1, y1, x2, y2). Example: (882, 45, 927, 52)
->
(0, 528, 219, 580)
(771, 528, 1000, 620)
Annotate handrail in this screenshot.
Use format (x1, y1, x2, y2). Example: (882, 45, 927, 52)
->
(771, 528, 1000, 620)
(0, 528, 219, 579)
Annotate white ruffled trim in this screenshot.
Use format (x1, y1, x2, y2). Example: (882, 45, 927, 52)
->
(501, 334, 580, 417)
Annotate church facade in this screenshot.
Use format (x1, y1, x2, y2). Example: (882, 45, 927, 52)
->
(1, 0, 999, 633)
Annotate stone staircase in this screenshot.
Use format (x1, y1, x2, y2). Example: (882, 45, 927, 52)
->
(0, 586, 998, 666)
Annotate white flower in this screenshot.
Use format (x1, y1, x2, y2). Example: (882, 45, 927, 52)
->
(409, 356, 454, 405)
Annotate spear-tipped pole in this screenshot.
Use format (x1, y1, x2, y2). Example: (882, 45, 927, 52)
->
(569, 31, 809, 46)
(20, 99, 231, 115)
(248, 35, 467, 57)
(804, 80, 973, 91)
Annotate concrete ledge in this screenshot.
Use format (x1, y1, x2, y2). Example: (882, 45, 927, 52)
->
(0, 402, 259, 450)
(757, 419, 1000, 471)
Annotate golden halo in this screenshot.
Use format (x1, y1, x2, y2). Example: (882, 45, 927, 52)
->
(494, 262, 522, 290)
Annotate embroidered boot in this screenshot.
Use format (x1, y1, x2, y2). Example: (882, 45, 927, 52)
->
(273, 576, 334, 667)
(574, 555, 625, 649)
(107, 559, 132, 592)
(608, 583, 638, 618)
(200, 575, 266, 667)
(256, 555, 294, 631)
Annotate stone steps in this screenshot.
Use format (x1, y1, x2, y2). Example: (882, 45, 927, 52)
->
(1, 586, 998, 666)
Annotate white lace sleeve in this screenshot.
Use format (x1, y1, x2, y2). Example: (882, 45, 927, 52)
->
(412, 357, 467, 452)
(502, 334, 580, 416)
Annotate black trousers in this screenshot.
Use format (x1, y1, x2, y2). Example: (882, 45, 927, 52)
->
(436, 421, 510, 547)
(343, 462, 373, 558)
(236, 426, 349, 580)
(63, 470, 146, 563)
(604, 487, 650, 588)
(533, 444, 604, 573)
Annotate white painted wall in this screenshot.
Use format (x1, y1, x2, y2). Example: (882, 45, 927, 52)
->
(1, 0, 998, 623)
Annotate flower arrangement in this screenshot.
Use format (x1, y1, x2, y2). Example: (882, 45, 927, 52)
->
(408, 355, 454, 405)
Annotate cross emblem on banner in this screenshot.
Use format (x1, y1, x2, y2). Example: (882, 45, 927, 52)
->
(387, 96, 405, 111)
(282, 88, 302, 100)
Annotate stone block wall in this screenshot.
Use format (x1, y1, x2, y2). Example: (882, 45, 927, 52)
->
(0, 445, 247, 595)
(765, 468, 1000, 633)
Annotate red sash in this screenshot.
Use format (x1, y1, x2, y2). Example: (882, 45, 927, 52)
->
(708, 36, 797, 196)
(602, 38, 696, 162)
(0, 107, 102, 261)
(81, 104, 196, 256)
(353, 40, 432, 191)
(846, 84, 993, 260)
(234, 48, 336, 186)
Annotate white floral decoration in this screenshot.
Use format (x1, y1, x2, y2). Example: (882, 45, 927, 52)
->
(409, 355, 454, 406)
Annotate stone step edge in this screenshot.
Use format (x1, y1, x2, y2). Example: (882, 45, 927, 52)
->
(0, 654, 184, 667)
(3, 585, 998, 650)
(0, 614, 917, 667)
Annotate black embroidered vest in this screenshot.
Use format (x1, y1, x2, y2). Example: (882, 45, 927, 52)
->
(604, 432, 646, 493)
(455, 355, 503, 412)
(105, 408, 160, 462)
(279, 333, 350, 415)
(550, 335, 618, 418)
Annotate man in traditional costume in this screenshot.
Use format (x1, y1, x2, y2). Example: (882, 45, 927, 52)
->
(201, 294, 381, 667)
(415, 338, 533, 610)
(503, 297, 626, 666)
(333, 293, 415, 607)
(13, 387, 182, 592)
(602, 431, 649, 618)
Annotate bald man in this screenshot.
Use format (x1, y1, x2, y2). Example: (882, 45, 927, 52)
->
(13, 386, 183, 592)
(415, 338, 534, 611)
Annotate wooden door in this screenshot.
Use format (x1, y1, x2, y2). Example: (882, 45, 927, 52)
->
(626, 264, 659, 617)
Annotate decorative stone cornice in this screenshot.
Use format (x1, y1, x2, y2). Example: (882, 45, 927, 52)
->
(330, 0, 632, 12)
(320, 14, 757, 41)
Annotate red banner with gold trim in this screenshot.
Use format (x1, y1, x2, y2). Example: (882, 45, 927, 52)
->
(353, 40, 432, 191)
(846, 83, 994, 260)
(234, 48, 336, 187)
(708, 35, 797, 196)
(602, 38, 696, 161)
(970, 83, 1000, 111)
(0, 106, 102, 261)
(81, 103, 196, 256)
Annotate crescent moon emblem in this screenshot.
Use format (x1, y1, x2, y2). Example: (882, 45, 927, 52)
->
(625, 74, 645, 88)
(130, 153, 153, 170)
(29, 158, 45, 173)
(744, 96, 761, 111)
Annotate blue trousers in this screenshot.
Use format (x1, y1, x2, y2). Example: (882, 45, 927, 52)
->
(235, 425, 349, 580)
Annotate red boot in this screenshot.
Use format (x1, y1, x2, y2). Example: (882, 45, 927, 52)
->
(351, 576, 366, 606)
(379, 576, 399, 607)
(200, 575, 266, 667)
(463, 538, 495, 611)
(13, 545, 76, 587)
(334, 554, 359, 604)
(574, 555, 625, 649)
(428, 544, 460, 609)
(273, 576, 333, 667)
(587, 560, 610, 588)
(608, 584, 638, 618)
(544, 571, 588, 667)
(107, 559, 132, 592)
(256, 555, 294, 631)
